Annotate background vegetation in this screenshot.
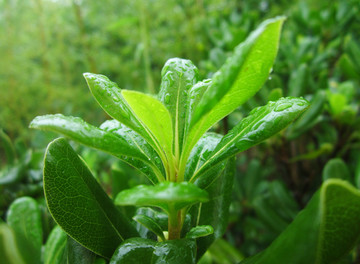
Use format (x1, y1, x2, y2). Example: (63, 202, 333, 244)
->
(1, 0, 360, 262)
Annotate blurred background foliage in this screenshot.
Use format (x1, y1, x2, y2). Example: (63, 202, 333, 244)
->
(1, 0, 360, 262)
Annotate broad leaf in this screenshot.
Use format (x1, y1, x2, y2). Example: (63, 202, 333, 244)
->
(83, 73, 159, 155)
(158, 58, 199, 157)
(7, 197, 43, 261)
(186, 225, 214, 239)
(184, 132, 222, 182)
(121, 90, 173, 168)
(133, 214, 165, 241)
(115, 182, 209, 215)
(30, 114, 147, 161)
(0, 224, 34, 264)
(110, 237, 197, 264)
(190, 97, 309, 184)
(100, 120, 165, 183)
(180, 17, 285, 178)
(44, 138, 139, 259)
(44, 226, 67, 264)
(241, 179, 360, 264)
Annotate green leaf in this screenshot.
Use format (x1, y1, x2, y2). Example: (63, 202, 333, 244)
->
(100, 119, 164, 183)
(180, 17, 285, 177)
(190, 158, 235, 259)
(83, 73, 161, 157)
(322, 158, 351, 182)
(0, 224, 32, 264)
(115, 182, 209, 214)
(186, 225, 214, 239)
(190, 97, 309, 184)
(65, 236, 97, 264)
(158, 58, 199, 157)
(30, 114, 147, 162)
(133, 214, 165, 241)
(44, 138, 139, 259)
(44, 226, 67, 264)
(121, 90, 174, 177)
(0, 129, 16, 164)
(241, 179, 360, 264)
(286, 90, 326, 140)
(110, 237, 196, 264)
(6, 197, 43, 260)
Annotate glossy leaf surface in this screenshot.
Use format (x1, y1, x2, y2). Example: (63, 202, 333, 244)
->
(115, 182, 209, 214)
(158, 58, 199, 156)
(44, 138, 138, 259)
(191, 97, 309, 183)
(110, 237, 196, 264)
(241, 179, 360, 264)
(100, 119, 164, 183)
(122, 90, 173, 163)
(6, 197, 43, 261)
(181, 17, 285, 174)
(30, 114, 147, 161)
(186, 225, 214, 239)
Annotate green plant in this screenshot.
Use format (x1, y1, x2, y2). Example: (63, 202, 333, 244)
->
(6, 16, 355, 263)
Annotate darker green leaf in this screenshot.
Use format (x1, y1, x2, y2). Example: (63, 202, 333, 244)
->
(44, 138, 138, 259)
(241, 179, 360, 264)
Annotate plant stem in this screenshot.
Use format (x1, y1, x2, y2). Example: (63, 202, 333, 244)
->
(168, 210, 182, 240)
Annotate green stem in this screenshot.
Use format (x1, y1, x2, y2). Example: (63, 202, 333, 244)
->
(168, 210, 182, 240)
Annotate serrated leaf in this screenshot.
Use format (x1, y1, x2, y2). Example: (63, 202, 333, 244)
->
(44, 138, 139, 259)
(186, 225, 214, 239)
(121, 90, 174, 174)
(133, 214, 165, 241)
(44, 226, 67, 264)
(241, 179, 360, 264)
(158, 58, 199, 157)
(180, 17, 285, 178)
(110, 237, 196, 264)
(115, 182, 209, 214)
(6, 197, 43, 261)
(190, 97, 309, 184)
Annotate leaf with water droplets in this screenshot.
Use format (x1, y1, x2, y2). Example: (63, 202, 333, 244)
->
(100, 120, 165, 183)
(29, 114, 162, 181)
(83, 73, 160, 154)
(190, 97, 309, 184)
(158, 58, 199, 157)
(180, 17, 286, 178)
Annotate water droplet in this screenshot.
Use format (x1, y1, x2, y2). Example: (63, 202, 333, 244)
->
(165, 93, 170, 104)
(297, 101, 306, 106)
(274, 102, 293, 112)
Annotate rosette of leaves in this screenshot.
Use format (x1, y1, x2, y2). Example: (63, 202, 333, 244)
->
(29, 16, 360, 263)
